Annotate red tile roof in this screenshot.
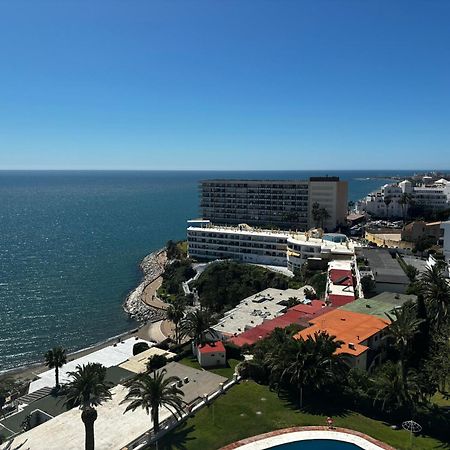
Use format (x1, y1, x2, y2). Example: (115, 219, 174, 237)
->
(197, 341, 225, 354)
(294, 309, 390, 356)
(228, 301, 333, 348)
(329, 269, 353, 286)
(328, 294, 355, 307)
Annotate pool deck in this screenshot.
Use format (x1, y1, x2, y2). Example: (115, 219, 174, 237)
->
(220, 426, 395, 450)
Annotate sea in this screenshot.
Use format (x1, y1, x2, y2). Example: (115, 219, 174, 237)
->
(0, 170, 416, 373)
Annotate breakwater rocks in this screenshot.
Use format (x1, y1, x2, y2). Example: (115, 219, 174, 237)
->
(124, 248, 167, 322)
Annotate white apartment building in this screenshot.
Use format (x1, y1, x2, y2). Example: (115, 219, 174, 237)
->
(187, 221, 356, 271)
(187, 221, 289, 266)
(286, 232, 355, 272)
(357, 178, 450, 218)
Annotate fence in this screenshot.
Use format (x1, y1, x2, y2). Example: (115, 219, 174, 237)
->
(123, 375, 241, 450)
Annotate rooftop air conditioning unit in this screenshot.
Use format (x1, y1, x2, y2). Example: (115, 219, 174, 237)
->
(348, 343, 356, 350)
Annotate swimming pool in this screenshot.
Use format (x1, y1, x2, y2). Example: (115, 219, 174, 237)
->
(225, 429, 391, 450)
(270, 440, 362, 449)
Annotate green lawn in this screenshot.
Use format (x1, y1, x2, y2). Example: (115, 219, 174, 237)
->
(178, 356, 240, 379)
(157, 381, 446, 450)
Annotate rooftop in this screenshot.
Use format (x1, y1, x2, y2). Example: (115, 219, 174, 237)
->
(339, 292, 417, 319)
(119, 347, 177, 374)
(188, 223, 289, 239)
(228, 301, 333, 348)
(213, 287, 313, 336)
(360, 248, 409, 285)
(198, 341, 226, 354)
(29, 337, 154, 393)
(7, 362, 227, 450)
(293, 309, 390, 357)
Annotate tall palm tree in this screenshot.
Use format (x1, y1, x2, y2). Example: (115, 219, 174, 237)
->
(383, 196, 392, 217)
(319, 207, 331, 230)
(44, 346, 67, 389)
(165, 297, 186, 345)
(420, 265, 450, 327)
(398, 193, 412, 220)
(122, 369, 185, 440)
(280, 332, 345, 407)
(373, 361, 422, 414)
(263, 328, 295, 390)
(180, 309, 216, 347)
(64, 363, 112, 450)
(385, 304, 423, 380)
(385, 304, 422, 355)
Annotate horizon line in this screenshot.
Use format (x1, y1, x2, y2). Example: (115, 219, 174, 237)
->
(0, 168, 446, 172)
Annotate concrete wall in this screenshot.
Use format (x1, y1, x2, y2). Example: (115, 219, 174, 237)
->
(308, 180, 348, 231)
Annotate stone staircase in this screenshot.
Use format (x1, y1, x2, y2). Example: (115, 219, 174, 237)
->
(18, 386, 53, 405)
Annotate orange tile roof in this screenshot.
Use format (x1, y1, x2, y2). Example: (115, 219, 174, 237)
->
(293, 309, 390, 356)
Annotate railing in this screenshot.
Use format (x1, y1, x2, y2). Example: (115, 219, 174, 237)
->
(124, 375, 241, 450)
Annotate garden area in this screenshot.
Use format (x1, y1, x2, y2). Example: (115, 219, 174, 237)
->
(157, 381, 446, 450)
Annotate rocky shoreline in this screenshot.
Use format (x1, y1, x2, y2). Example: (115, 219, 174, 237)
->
(123, 248, 168, 322)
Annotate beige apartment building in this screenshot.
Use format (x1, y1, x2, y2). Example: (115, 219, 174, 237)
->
(200, 177, 348, 231)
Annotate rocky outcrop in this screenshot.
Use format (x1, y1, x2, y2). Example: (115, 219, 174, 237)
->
(123, 248, 167, 322)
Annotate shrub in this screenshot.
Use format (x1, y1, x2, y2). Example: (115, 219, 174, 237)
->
(194, 261, 290, 312)
(146, 354, 168, 371)
(133, 342, 150, 355)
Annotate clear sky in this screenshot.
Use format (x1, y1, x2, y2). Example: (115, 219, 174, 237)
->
(0, 0, 449, 170)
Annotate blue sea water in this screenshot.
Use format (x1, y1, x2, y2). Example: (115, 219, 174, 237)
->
(0, 170, 415, 372)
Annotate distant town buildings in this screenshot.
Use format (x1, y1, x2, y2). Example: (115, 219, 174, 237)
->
(357, 177, 450, 218)
(200, 177, 348, 231)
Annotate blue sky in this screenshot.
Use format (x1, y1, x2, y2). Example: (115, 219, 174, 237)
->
(0, 0, 449, 170)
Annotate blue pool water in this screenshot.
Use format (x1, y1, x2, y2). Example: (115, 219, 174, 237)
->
(271, 439, 362, 449)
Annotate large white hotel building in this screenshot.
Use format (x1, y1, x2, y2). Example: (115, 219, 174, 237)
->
(187, 220, 355, 272)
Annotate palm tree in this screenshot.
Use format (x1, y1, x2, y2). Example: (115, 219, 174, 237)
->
(122, 369, 185, 440)
(319, 207, 331, 230)
(398, 193, 412, 220)
(180, 309, 215, 347)
(383, 196, 392, 217)
(420, 265, 450, 327)
(280, 332, 345, 407)
(64, 363, 112, 450)
(44, 346, 67, 389)
(385, 303, 423, 379)
(263, 328, 295, 390)
(373, 361, 422, 414)
(165, 297, 186, 345)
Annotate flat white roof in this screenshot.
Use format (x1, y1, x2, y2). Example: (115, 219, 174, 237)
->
(29, 338, 153, 393)
(328, 284, 355, 297)
(213, 287, 311, 336)
(288, 234, 356, 253)
(328, 260, 353, 270)
(188, 225, 289, 239)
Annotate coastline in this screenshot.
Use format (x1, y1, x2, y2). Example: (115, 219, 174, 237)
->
(0, 247, 171, 384)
